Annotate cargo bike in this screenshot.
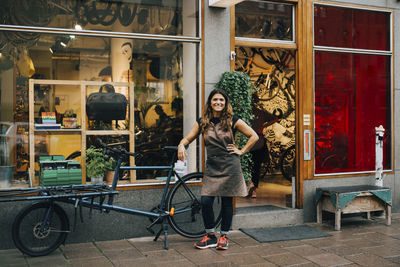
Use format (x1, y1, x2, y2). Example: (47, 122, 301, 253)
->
(0, 144, 222, 257)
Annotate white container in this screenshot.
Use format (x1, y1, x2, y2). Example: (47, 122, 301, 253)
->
(174, 160, 188, 179)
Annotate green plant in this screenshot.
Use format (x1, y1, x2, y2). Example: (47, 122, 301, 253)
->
(216, 71, 255, 181)
(84, 146, 115, 178)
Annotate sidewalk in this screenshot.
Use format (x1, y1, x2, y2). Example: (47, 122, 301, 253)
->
(1, 214, 400, 267)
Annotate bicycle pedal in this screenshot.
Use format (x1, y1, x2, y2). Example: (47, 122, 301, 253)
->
(146, 225, 155, 235)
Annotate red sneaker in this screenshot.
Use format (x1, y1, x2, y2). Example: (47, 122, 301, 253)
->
(216, 236, 228, 250)
(194, 234, 217, 249)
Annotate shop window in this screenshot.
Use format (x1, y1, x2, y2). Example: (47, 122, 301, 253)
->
(0, 31, 199, 185)
(314, 5, 391, 51)
(314, 5, 392, 175)
(235, 1, 294, 42)
(0, 0, 199, 37)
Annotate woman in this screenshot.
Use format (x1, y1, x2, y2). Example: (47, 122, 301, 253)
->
(177, 88, 258, 250)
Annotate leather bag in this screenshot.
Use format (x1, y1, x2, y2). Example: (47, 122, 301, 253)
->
(86, 84, 128, 121)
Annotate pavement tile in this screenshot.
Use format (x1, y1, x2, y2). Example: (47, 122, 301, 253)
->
(152, 259, 197, 267)
(361, 245, 400, 258)
(246, 245, 289, 257)
(26, 250, 68, 267)
(69, 256, 113, 267)
(112, 258, 156, 267)
(95, 239, 134, 251)
(182, 249, 227, 264)
(103, 247, 145, 261)
(270, 240, 304, 248)
(128, 240, 166, 252)
(301, 237, 343, 248)
(62, 246, 104, 260)
(342, 238, 383, 248)
(285, 244, 326, 256)
(143, 249, 186, 263)
(345, 252, 398, 266)
(388, 256, 400, 264)
(322, 244, 363, 256)
(231, 237, 261, 247)
(220, 252, 269, 265)
(197, 261, 233, 267)
(304, 253, 353, 267)
(264, 252, 310, 266)
(0, 249, 27, 266)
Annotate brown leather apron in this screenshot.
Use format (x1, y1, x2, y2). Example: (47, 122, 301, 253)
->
(201, 122, 247, 197)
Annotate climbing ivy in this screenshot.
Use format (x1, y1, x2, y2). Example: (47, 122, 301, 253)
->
(216, 71, 255, 182)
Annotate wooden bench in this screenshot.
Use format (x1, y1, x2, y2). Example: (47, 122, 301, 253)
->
(316, 185, 392, 230)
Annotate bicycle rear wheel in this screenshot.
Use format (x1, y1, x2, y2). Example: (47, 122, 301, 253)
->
(167, 172, 222, 238)
(12, 201, 69, 257)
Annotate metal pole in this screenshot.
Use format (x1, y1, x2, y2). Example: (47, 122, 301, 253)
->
(375, 125, 385, 187)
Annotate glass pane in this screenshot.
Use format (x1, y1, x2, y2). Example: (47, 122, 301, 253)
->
(0, 30, 198, 185)
(315, 51, 391, 174)
(235, 47, 296, 179)
(314, 5, 391, 51)
(235, 1, 293, 41)
(0, 0, 199, 37)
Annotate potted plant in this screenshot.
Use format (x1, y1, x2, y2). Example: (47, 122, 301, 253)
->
(0, 123, 15, 188)
(84, 146, 114, 184)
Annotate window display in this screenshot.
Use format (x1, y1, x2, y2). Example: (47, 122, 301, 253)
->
(314, 5, 392, 174)
(0, 1, 199, 187)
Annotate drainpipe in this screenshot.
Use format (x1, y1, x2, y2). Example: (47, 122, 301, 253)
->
(375, 125, 385, 187)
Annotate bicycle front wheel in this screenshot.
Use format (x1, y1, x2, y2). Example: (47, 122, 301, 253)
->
(167, 172, 222, 238)
(12, 202, 69, 257)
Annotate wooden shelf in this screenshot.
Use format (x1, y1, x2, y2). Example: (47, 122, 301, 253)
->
(29, 80, 135, 187)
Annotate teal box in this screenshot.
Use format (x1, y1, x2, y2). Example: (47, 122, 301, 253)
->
(39, 162, 58, 186)
(56, 161, 70, 185)
(67, 160, 82, 185)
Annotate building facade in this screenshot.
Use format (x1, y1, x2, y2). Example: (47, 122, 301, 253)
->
(0, 0, 399, 248)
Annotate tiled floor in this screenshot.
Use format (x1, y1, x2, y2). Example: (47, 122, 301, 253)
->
(2, 213, 400, 266)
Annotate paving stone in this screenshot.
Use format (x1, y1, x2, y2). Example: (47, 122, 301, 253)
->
(249, 245, 289, 257)
(345, 252, 398, 266)
(128, 240, 166, 252)
(143, 249, 186, 263)
(264, 252, 310, 266)
(197, 261, 233, 267)
(231, 237, 261, 247)
(103, 247, 145, 261)
(304, 253, 353, 267)
(0, 249, 28, 266)
(270, 240, 304, 248)
(62, 246, 104, 260)
(322, 244, 363, 256)
(113, 258, 156, 267)
(95, 239, 134, 251)
(285, 244, 326, 256)
(220, 252, 268, 265)
(181, 249, 226, 264)
(341, 238, 382, 248)
(361, 245, 400, 258)
(301, 237, 343, 248)
(26, 250, 68, 267)
(152, 259, 196, 267)
(69, 256, 113, 267)
(388, 256, 400, 264)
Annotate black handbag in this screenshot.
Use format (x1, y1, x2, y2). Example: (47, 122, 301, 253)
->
(86, 84, 128, 121)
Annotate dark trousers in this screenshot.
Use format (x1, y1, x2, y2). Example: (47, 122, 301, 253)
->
(201, 196, 233, 233)
(251, 146, 266, 188)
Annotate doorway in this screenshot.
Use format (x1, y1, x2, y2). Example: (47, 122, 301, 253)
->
(235, 46, 296, 209)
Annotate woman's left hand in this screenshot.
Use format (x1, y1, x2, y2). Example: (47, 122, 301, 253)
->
(227, 144, 243, 156)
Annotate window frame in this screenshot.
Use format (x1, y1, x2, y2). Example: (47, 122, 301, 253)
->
(0, 0, 203, 187)
(312, 2, 394, 177)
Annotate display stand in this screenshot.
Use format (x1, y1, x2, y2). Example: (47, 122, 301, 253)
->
(28, 79, 134, 186)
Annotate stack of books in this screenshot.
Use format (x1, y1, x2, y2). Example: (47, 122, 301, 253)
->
(35, 112, 61, 130)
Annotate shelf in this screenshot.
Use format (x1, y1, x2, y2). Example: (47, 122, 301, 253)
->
(34, 129, 82, 135)
(85, 130, 130, 135)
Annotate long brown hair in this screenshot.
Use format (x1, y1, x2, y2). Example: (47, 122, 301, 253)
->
(200, 88, 233, 132)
